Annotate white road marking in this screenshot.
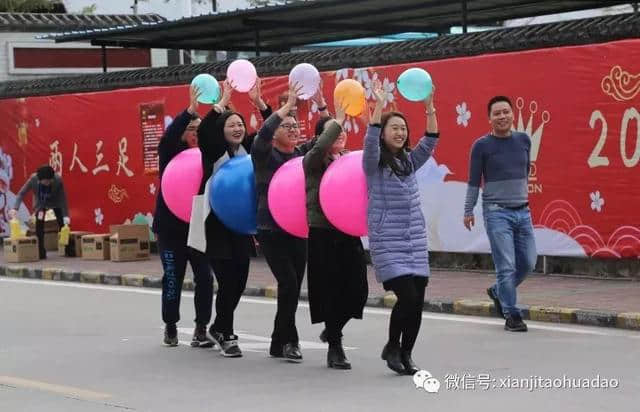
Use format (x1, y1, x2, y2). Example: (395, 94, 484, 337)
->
(3, 277, 639, 339)
(176, 328, 357, 352)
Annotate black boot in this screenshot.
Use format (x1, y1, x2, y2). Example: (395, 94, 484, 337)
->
(381, 343, 405, 375)
(400, 350, 419, 375)
(327, 341, 351, 370)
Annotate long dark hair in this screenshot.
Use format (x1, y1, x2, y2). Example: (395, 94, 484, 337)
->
(198, 110, 247, 159)
(379, 112, 412, 177)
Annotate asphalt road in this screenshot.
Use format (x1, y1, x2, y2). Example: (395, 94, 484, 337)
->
(1, 278, 638, 412)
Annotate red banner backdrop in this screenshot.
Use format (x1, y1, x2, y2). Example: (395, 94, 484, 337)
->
(0, 39, 639, 258)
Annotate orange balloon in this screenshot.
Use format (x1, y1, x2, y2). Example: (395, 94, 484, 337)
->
(334, 79, 366, 117)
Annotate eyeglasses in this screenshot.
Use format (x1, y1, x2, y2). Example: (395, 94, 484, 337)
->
(279, 123, 299, 130)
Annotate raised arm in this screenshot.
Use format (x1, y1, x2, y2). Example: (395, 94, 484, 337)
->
(303, 96, 346, 171)
(159, 86, 200, 161)
(409, 86, 439, 171)
(363, 79, 385, 176)
(310, 78, 330, 118)
(251, 82, 300, 161)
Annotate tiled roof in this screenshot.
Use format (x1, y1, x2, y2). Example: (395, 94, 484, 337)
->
(0, 12, 165, 32)
(1, 12, 638, 99)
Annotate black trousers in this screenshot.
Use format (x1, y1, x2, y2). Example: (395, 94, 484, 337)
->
(382, 275, 429, 353)
(35, 207, 63, 258)
(257, 229, 307, 345)
(209, 257, 249, 336)
(159, 232, 213, 326)
(307, 227, 368, 344)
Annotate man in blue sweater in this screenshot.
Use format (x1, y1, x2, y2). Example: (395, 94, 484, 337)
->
(463, 96, 537, 332)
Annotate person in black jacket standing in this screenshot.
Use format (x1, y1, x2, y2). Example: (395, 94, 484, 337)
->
(196, 79, 273, 358)
(153, 86, 214, 348)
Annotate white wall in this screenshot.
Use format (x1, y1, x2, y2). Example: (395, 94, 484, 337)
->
(0, 32, 162, 82)
(504, 4, 634, 27)
(60, 0, 255, 18)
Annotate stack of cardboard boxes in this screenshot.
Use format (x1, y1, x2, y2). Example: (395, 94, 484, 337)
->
(81, 224, 150, 262)
(26, 213, 59, 252)
(3, 220, 151, 263)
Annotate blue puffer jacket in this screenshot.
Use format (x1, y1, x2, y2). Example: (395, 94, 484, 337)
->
(362, 125, 439, 283)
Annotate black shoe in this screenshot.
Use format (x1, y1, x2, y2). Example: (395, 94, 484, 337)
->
(283, 343, 303, 363)
(400, 350, 419, 375)
(191, 324, 214, 348)
(319, 329, 327, 343)
(269, 340, 284, 358)
(39, 252, 47, 260)
(504, 314, 528, 332)
(208, 329, 242, 357)
(487, 287, 504, 319)
(381, 343, 405, 375)
(163, 323, 178, 347)
(327, 342, 351, 370)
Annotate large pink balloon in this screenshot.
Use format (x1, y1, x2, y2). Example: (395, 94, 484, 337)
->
(226, 59, 257, 93)
(268, 157, 308, 238)
(319, 150, 368, 236)
(161, 148, 203, 222)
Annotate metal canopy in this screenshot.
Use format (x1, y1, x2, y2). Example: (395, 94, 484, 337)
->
(44, 0, 631, 52)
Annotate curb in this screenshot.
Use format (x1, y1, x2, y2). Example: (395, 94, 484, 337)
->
(1, 264, 638, 331)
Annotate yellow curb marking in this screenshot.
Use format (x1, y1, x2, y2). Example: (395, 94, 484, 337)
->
(0, 375, 111, 401)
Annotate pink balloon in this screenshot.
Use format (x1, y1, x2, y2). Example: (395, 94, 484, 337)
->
(268, 157, 308, 238)
(288, 63, 320, 100)
(319, 151, 368, 236)
(226, 59, 257, 93)
(161, 148, 203, 222)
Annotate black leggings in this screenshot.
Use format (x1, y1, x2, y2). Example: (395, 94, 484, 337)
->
(382, 275, 428, 353)
(209, 257, 249, 336)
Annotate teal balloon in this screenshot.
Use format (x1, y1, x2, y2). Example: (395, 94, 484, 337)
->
(397, 68, 433, 102)
(191, 74, 220, 104)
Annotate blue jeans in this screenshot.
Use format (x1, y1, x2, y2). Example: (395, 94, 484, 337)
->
(483, 204, 537, 318)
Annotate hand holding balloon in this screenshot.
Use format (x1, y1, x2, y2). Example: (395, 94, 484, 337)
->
(248, 77, 267, 111)
(188, 85, 201, 115)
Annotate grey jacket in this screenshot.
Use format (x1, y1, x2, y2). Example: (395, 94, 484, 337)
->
(363, 125, 438, 283)
(14, 173, 69, 217)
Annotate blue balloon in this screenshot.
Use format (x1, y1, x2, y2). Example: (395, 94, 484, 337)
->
(191, 73, 220, 104)
(210, 155, 257, 235)
(397, 68, 433, 102)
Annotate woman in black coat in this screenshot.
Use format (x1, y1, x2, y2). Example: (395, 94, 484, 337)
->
(196, 81, 271, 357)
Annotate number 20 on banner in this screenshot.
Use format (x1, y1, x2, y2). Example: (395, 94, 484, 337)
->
(589, 108, 640, 168)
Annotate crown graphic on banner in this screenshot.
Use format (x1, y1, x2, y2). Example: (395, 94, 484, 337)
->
(511, 97, 549, 162)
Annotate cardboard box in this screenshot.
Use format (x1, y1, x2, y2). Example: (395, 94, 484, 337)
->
(27, 211, 60, 252)
(58, 231, 91, 257)
(109, 224, 150, 262)
(81, 234, 111, 260)
(3, 237, 39, 263)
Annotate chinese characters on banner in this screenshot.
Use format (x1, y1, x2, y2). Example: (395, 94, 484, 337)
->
(139, 102, 164, 175)
(0, 39, 638, 258)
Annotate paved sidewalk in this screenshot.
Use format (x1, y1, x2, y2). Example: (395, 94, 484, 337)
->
(1, 252, 639, 330)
